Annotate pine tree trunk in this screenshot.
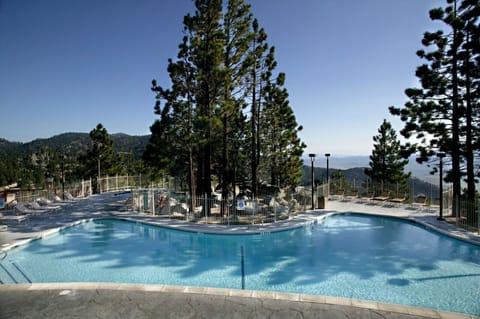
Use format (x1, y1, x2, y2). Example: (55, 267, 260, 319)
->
(464, 32, 475, 201)
(251, 56, 258, 198)
(222, 113, 228, 215)
(450, 0, 461, 216)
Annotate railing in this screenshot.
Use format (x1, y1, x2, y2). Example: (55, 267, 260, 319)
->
(454, 197, 479, 235)
(98, 175, 152, 193)
(13, 179, 92, 205)
(130, 184, 328, 225)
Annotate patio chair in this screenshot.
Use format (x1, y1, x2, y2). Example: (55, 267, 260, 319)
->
(37, 197, 64, 209)
(49, 194, 75, 204)
(389, 193, 407, 205)
(412, 194, 428, 208)
(32, 200, 61, 211)
(372, 192, 390, 201)
(15, 203, 48, 215)
(344, 191, 359, 200)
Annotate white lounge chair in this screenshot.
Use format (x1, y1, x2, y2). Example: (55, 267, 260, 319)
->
(63, 191, 79, 201)
(32, 200, 61, 211)
(39, 197, 67, 208)
(15, 203, 48, 214)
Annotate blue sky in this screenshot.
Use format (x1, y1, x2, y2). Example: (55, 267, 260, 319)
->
(0, 0, 444, 156)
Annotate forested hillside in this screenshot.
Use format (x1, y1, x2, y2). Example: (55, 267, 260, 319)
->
(0, 133, 149, 187)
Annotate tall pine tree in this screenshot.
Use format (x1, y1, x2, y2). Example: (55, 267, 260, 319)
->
(145, 0, 306, 200)
(365, 120, 410, 194)
(389, 0, 479, 209)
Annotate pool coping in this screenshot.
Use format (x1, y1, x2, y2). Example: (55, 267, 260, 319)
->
(0, 282, 477, 319)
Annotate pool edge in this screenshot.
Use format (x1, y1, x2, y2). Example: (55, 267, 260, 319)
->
(0, 283, 477, 319)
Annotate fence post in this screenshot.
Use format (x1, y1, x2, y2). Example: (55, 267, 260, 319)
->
(227, 198, 230, 226)
(455, 195, 459, 227)
(168, 190, 171, 219)
(204, 193, 207, 224)
(274, 199, 277, 223)
(251, 195, 255, 225)
(81, 179, 85, 198)
(152, 187, 155, 216)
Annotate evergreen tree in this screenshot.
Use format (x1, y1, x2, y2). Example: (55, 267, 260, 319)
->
(261, 72, 306, 189)
(145, 0, 306, 199)
(88, 124, 115, 191)
(220, 0, 253, 203)
(389, 0, 479, 206)
(189, 0, 224, 198)
(246, 18, 269, 196)
(365, 120, 410, 193)
(457, 0, 480, 200)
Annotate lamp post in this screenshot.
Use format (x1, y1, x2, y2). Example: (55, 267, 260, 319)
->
(309, 153, 316, 210)
(96, 142, 103, 194)
(97, 154, 101, 194)
(437, 152, 446, 220)
(325, 153, 330, 198)
(61, 155, 65, 200)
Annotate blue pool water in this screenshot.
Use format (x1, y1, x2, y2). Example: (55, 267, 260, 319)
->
(1, 214, 479, 315)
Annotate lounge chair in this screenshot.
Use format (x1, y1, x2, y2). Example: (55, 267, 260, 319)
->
(344, 191, 358, 200)
(331, 189, 345, 200)
(372, 192, 390, 201)
(37, 197, 64, 209)
(361, 192, 375, 203)
(15, 203, 48, 215)
(31, 200, 61, 211)
(389, 193, 407, 204)
(63, 191, 79, 201)
(49, 194, 75, 204)
(412, 194, 428, 208)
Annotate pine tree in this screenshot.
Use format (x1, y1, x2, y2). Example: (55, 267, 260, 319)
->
(145, 0, 306, 200)
(457, 0, 480, 200)
(187, 0, 224, 198)
(88, 124, 115, 192)
(365, 120, 410, 194)
(261, 72, 305, 189)
(389, 0, 479, 205)
(220, 0, 253, 203)
(245, 18, 269, 197)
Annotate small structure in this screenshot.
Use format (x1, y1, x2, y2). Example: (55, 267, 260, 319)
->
(0, 183, 18, 207)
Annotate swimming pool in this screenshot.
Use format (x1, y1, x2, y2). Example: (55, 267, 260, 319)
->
(1, 214, 479, 315)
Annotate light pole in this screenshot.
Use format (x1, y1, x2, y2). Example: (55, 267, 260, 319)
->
(437, 152, 446, 220)
(97, 154, 101, 194)
(61, 154, 65, 200)
(309, 153, 316, 210)
(325, 153, 330, 198)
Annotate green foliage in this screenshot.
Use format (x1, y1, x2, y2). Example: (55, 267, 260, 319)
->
(0, 132, 149, 189)
(260, 72, 306, 188)
(146, 0, 305, 196)
(389, 0, 479, 201)
(365, 120, 410, 188)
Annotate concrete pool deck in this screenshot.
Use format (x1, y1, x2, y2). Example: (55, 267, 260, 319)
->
(1, 192, 479, 319)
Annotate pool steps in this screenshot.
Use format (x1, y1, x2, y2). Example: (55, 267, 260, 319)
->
(0, 259, 31, 284)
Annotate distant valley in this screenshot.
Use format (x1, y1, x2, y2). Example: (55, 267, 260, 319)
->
(304, 155, 439, 185)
